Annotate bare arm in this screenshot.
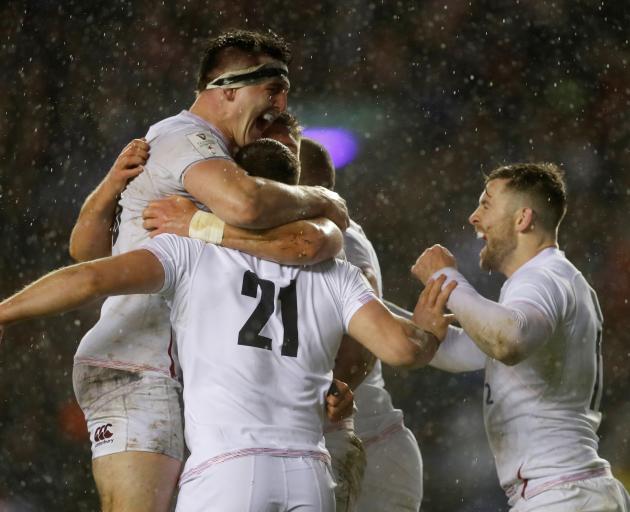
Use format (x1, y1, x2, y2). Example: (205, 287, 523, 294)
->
(347, 277, 456, 369)
(220, 218, 343, 265)
(142, 196, 343, 265)
(69, 139, 149, 261)
(347, 301, 439, 370)
(183, 159, 349, 230)
(0, 250, 164, 330)
(332, 335, 376, 390)
(384, 297, 486, 372)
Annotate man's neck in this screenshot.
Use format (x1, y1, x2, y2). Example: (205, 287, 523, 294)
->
(189, 96, 237, 154)
(502, 236, 558, 278)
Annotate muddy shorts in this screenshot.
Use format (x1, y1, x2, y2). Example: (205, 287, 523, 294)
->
(72, 364, 184, 461)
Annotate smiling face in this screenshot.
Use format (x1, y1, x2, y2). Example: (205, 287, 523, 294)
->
(468, 178, 519, 273)
(228, 60, 289, 148)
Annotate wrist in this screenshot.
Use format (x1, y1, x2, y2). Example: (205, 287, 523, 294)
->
(189, 211, 225, 244)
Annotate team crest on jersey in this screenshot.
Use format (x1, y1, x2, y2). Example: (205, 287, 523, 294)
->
(186, 131, 223, 158)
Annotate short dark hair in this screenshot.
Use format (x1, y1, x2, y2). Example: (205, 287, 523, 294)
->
(299, 138, 336, 190)
(272, 112, 302, 141)
(196, 29, 291, 92)
(486, 162, 567, 231)
(235, 138, 300, 185)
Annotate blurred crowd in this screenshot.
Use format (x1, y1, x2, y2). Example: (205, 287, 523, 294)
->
(1, 1, 628, 510)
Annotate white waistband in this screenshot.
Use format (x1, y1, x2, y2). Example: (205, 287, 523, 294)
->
(179, 447, 330, 486)
(505, 466, 612, 500)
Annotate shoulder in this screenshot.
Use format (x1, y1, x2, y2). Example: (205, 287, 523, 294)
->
(149, 117, 231, 160)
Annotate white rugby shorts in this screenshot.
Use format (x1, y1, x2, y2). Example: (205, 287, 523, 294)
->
(176, 454, 335, 512)
(509, 474, 630, 512)
(72, 364, 184, 460)
(356, 423, 423, 512)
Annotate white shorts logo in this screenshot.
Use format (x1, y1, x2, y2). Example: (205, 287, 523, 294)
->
(93, 423, 114, 445)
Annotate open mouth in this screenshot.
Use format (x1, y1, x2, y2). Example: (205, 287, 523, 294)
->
(476, 231, 488, 242)
(253, 110, 277, 135)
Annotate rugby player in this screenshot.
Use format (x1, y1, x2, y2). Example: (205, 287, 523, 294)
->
(0, 139, 453, 511)
(412, 163, 630, 511)
(67, 29, 348, 512)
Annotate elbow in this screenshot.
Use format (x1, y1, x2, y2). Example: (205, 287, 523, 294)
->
(491, 337, 524, 366)
(297, 223, 343, 264)
(68, 236, 88, 263)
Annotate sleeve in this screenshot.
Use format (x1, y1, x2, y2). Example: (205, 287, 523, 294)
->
(433, 267, 557, 360)
(343, 224, 383, 296)
(150, 129, 233, 184)
(140, 234, 205, 298)
(430, 326, 487, 372)
(337, 261, 378, 331)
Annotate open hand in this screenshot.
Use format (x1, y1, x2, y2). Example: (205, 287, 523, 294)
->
(412, 274, 457, 341)
(105, 138, 149, 196)
(142, 196, 199, 237)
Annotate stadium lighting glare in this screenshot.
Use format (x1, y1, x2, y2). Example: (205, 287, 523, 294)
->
(301, 127, 359, 169)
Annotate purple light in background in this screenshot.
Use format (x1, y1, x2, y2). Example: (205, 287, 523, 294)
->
(302, 127, 359, 169)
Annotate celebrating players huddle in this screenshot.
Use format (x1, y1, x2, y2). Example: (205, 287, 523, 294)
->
(1, 29, 629, 512)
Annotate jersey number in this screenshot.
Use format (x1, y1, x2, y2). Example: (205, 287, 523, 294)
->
(238, 270, 299, 357)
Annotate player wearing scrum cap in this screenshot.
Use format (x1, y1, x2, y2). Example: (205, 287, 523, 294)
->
(67, 30, 349, 512)
(411, 163, 630, 511)
(0, 139, 453, 512)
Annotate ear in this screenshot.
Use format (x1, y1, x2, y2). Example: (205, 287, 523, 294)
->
(515, 207, 535, 233)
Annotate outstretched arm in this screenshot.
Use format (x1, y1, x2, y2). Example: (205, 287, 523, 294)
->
(69, 139, 150, 261)
(412, 245, 554, 366)
(0, 250, 163, 334)
(347, 279, 456, 369)
(384, 295, 485, 373)
(142, 196, 343, 265)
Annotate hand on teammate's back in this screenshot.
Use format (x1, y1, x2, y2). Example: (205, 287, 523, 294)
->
(104, 138, 150, 196)
(412, 274, 456, 341)
(143, 196, 198, 237)
(411, 244, 457, 285)
(313, 187, 350, 231)
(325, 379, 354, 423)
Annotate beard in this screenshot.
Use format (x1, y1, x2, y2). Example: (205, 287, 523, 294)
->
(479, 220, 517, 272)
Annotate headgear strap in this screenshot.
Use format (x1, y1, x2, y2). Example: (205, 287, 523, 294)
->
(205, 62, 290, 90)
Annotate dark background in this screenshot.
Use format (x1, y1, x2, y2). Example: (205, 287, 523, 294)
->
(1, 1, 629, 510)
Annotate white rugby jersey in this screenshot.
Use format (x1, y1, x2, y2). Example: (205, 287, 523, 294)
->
(74, 111, 232, 376)
(436, 248, 608, 491)
(143, 234, 376, 480)
(344, 220, 404, 438)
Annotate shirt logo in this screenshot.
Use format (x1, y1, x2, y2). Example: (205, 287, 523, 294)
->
(186, 131, 223, 158)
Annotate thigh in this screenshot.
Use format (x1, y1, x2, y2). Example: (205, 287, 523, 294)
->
(357, 426, 423, 512)
(176, 456, 335, 512)
(73, 365, 184, 460)
(73, 365, 184, 511)
(285, 457, 336, 512)
(325, 429, 366, 512)
(93, 451, 182, 512)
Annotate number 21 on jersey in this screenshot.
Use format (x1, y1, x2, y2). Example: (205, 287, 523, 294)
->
(238, 270, 299, 357)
